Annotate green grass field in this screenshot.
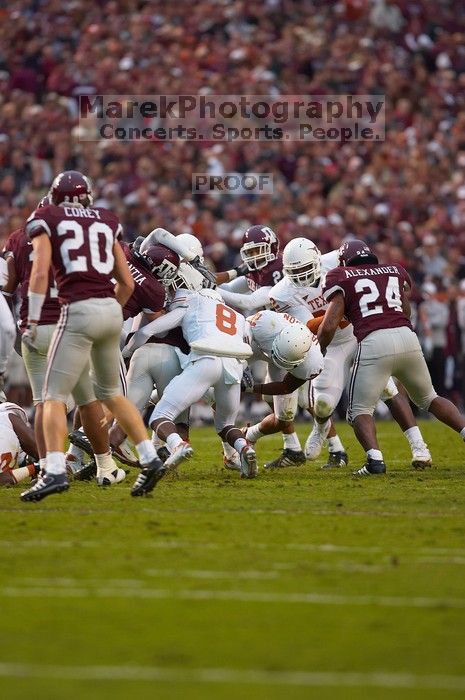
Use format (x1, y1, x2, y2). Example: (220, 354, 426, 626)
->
(1, 419, 465, 700)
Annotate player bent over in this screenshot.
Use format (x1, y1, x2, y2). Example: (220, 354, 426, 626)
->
(20, 170, 165, 501)
(318, 239, 465, 476)
(125, 276, 257, 480)
(240, 310, 324, 456)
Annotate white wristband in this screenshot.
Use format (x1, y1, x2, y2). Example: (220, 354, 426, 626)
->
(227, 269, 238, 282)
(27, 291, 46, 323)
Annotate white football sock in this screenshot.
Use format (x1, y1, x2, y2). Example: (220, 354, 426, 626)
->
(46, 451, 66, 475)
(135, 439, 157, 465)
(222, 441, 236, 458)
(404, 426, 424, 447)
(367, 448, 383, 462)
(245, 424, 263, 443)
(328, 435, 344, 452)
(166, 433, 183, 452)
(283, 432, 301, 451)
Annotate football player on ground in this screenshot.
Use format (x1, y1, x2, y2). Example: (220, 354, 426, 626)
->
(124, 280, 257, 480)
(270, 238, 432, 470)
(0, 398, 39, 486)
(20, 170, 166, 501)
(318, 239, 465, 475)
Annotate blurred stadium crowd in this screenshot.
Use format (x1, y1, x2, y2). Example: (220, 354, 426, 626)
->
(1, 0, 465, 408)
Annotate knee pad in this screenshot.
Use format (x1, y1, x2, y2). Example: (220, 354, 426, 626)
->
(417, 389, 438, 411)
(314, 393, 335, 420)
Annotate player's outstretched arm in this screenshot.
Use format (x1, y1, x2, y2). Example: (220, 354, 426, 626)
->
(253, 373, 305, 396)
(317, 293, 345, 353)
(220, 285, 271, 312)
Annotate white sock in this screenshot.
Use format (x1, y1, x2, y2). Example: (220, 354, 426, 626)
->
(95, 452, 115, 471)
(166, 433, 183, 452)
(39, 457, 47, 473)
(46, 451, 66, 475)
(328, 436, 344, 452)
(283, 432, 301, 451)
(367, 448, 383, 462)
(233, 437, 247, 453)
(245, 424, 263, 443)
(222, 441, 236, 458)
(461, 427, 465, 440)
(404, 426, 424, 447)
(135, 439, 157, 465)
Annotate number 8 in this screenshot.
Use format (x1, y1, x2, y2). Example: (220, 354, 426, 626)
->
(215, 304, 237, 335)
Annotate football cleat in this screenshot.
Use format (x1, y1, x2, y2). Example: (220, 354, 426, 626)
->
(304, 420, 331, 460)
(223, 454, 241, 472)
(164, 441, 194, 470)
(264, 449, 306, 470)
(322, 451, 349, 469)
(239, 445, 258, 479)
(73, 460, 97, 482)
(411, 443, 432, 470)
(20, 472, 69, 502)
(96, 467, 126, 486)
(111, 440, 140, 468)
(68, 430, 94, 458)
(131, 457, 167, 497)
(353, 458, 386, 477)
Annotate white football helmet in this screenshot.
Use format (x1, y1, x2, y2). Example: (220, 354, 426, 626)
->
(169, 262, 205, 292)
(271, 323, 313, 371)
(283, 238, 321, 287)
(176, 233, 204, 263)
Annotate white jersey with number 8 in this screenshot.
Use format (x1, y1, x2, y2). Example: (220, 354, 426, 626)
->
(172, 288, 252, 360)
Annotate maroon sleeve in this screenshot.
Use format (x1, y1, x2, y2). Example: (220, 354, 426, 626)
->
(323, 267, 346, 301)
(25, 205, 53, 239)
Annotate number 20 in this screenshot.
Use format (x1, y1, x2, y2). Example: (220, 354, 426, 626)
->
(57, 220, 114, 274)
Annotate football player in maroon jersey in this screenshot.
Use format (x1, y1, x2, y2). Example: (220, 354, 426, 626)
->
(0, 254, 16, 394)
(20, 170, 166, 501)
(3, 198, 63, 477)
(318, 239, 465, 475)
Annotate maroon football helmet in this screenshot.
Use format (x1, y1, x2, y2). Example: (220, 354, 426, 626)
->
(49, 171, 93, 206)
(240, 225, 279, 271)
(338, 239, 378, 266)
(139, 244, 180, 282)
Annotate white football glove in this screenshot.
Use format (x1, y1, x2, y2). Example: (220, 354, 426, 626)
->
(22, 323, 39, 352)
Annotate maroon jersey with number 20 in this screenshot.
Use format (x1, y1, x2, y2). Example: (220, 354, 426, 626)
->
(323, 263, 413, 342)
(25, 204, 122, 304)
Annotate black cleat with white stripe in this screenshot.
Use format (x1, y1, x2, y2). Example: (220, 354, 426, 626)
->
(131, 457, 167, 497)
(353, 458, 386, 477)
(20, 472, 69, 502)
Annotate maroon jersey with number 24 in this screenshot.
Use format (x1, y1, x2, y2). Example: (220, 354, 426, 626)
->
(25, 204, 121, 305)
(323, 263, 413, 342)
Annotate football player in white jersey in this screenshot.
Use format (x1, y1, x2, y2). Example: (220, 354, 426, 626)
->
(0, 399, 39, 486)
(217, 226, 306, 469)
(241, 309, 324, 455)
(125, 279, 258, 484)
(269, 238, 432, 469)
